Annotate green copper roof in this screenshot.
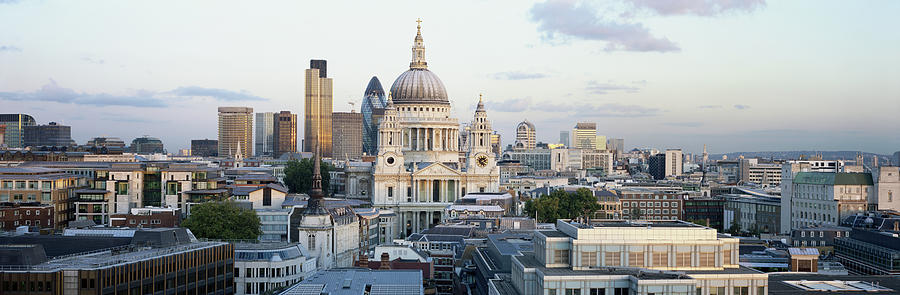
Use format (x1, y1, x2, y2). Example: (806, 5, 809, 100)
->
(793, 172, 873, 185)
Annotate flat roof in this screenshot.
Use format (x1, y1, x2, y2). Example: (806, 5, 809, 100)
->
(280, 269, 423, 295)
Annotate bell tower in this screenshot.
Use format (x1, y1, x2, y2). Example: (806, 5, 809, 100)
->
(467, 94, 495, 172)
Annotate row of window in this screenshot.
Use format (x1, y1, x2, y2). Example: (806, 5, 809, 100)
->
(622, 201, 679, 208)
(623, 209, 678, 215)
(235, 265, 299, 278)
(548, 287, 629, 295)
(0, 192, 52, 202)
(0, 219, 44, 227)
(0, 209, 43, 216)
(0, 180, 54, 190)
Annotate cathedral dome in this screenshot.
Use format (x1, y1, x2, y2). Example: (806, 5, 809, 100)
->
(390, 69, 449, 105)
(389, 20, 450, 105)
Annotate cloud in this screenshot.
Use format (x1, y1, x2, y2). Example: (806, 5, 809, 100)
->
(586, 80, 642, 94)
(0, 45, 22, 52)
(530, 0, 680, 52)
(0, 81, 269, 108)
(169, 86, 266, 101)
(487, 98, 660, 117)
(665, 122, 704, 127)
(491, 71, 548, 80)
(81, 56, 105, 64)
(0, 0, 21, 4)
(733, 104, 750, 110)
(698, 105, 722, 109)
(626, 0, 765, 16)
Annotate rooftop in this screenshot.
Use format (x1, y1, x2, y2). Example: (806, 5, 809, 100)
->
(794, 172, 874, 186)
(769, 274, 900, 294)
(279, 268, 423, 295)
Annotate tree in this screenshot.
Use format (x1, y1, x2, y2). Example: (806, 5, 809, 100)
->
(182, 201, 262, 240)
(728, 223, 742, 236)
(523, 188, 601, 223)
(283, 158, 332, 195)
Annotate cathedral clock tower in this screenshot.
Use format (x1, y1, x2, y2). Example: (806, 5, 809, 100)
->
(467, 94, 496, 174)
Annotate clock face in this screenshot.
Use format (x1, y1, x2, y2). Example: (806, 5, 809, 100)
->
(477, 155, 488, 167)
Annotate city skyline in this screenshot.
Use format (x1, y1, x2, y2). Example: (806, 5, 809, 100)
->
(1, 0, 899, 154)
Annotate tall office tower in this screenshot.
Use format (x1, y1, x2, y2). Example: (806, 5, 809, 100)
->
(217, 107, 253, 157)
(0, 114, 36, 148)
(515, 120, 536, 150)
(191, 139, 218, 157)
(274, 111, 298, 157)
(648, 153, 666, 180)
(572, 122, 597, 149)
(559, 131, 570, 147)
(361, 76, 387, 156)
(665, 148, 684, 177)
(595, 135, 607, 150)
(607, 138, 624, 156)
(490, 132, 501, 156)
(255, 112, 275, 157)
(130, 136, 165, 154)
(332, 111, 363, 160)
(304, 59, 334, 157)
(23, 122, 75, 147)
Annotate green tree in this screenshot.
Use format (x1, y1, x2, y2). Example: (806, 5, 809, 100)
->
(182, 201, 262, 240)
(523, 188, 601, 223)
(283, 158, 332, 194)
(728, 223, 742, 236)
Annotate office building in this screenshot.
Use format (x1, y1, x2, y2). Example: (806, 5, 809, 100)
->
(218, 106, 253, 157)
(559, 131, 569, 147)
(834, 228, 900, 275)
(784, 172, 874, 231)
(191, 139, 218, 157)
(304, 59, 333, 157)
(875, 166, 900, 211)
(723, 194, 781, 234)
(647, 153, 666, 180)
(234, 242, 317, 295)
(331, 111, 362, 160)
(0, 229, 234, 295)
(595, 135, 607, 150)
(515, 120, 536, 150)
(129, 136, 164, 154)
(572, 122, 597, 149)
(550, 148, 613, 174)
(619, 189, 684, 220)
(255, 112, 275, 157)
(371, 21, 500, 239)
(780, 160, 847, 233)
(509, 220, 768, 295)
(490, 132, 501, 156)
(665, 149, 683, 177)
(683, 196, 725, 231)
(23, 122, 75, 147)
(279, 269, 424, 295)
(274, 111, 298, 157)
(0, 113, 36, 148)
(0, 167, 85, 229)
(0, 202, 54, 230)
(361, 76, 388, 156)
(503, 148, 552, 171)
(607, 138, 624, 157)
(85, 137, 126, 149)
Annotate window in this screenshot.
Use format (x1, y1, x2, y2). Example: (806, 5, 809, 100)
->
(553, 249, 569, 264)
(757, 287, 765, 294)
(565, 289, 581, 295)
(699, 252, 715, 267)
(41, 192, 51, 201)
(605, 252, 621, 266)
(723, 249, 732, 265)
(581, 251, 597, 266)
(387, 187, 394, 198)
(652, 252, 667, 267)
(614, 288, 628, 295)
(709, 287, 726, 295)
(308, 234, 316, 251)
(629, 252, 644, 267)
(548, 289, 557, 295)
(590, 288, 605, 295)
(676, 252, 691, 267)
(733, 287, 749, 295)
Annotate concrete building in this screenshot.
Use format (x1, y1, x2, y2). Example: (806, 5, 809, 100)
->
(490, 132, 501, 156)
(503, 148, 552, 171)
(559, 131, 569, 147)
(785, 172, 874, 231)
(191, 139, 218, 157)
(683, 196, 726, 231)
(332, 111, 363, 160)
(790, 225, 851, 248)
(665, 149, 683, 178)
(255, 112, 275, 157)
(607, 138, 624, 157)
(515, 120, 536, 150)
(723, 194, 781, 234)
(279, 269, 424, 295)
(234, 242, 317, 295)
(647, 153, 667, 180)
(218, 106, 254, 157)
(834, 228, 900, 275)
(572, 122, 597, 149)
(618, 189, 684, 220)
(874, 166, 900, 211)
(129, 136, 164, 154)
(304, 59, 333, 157)
(550, 148, 613, 175)
(85, 137, 126, 149)
(274, 111, 298, 158)
(779, 160, 847, 234)
(510, 220, 768, 295)
(23, 122, 74, 147)
(0, 114, 36, 148)
(0, 167, 85, 229)
(595, 135, 607, 150)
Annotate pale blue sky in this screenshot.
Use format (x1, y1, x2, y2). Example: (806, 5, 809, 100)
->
(1, 0, 898, 154)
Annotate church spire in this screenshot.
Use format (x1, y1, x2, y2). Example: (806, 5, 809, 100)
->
(304, 145, 328, 215)
(410, 18, 428, 69)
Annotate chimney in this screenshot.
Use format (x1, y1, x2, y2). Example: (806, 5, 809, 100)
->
(357, 252, 369, 268)
(379, 252, 391, 270)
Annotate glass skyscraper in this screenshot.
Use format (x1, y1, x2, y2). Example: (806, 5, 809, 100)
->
(361, 76, 386, 156)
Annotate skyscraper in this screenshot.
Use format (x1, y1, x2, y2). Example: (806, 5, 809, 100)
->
(304, 59, 333, 157)
(274, 111, 298, 157)
(332, 111, 362, 160)
(255, 112, 275, 157)
(217, 107, 253, 157)
(665, 148, 684, 177)
(23, 122, 74, 147)
(559, 131, 570, 147)
(515, 120, 536, 150)
(648, 153, 666, 180)
(607, 138, 624, 156)
(572, 122, 597, 149)
(0, 113, 36, 148)
(361, 76, 387, 156)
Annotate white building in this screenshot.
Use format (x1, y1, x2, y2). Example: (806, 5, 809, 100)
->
(665, 149, 683, 177)
(784, 171, 874, 232)
(551, 148, 614, 174)
(371, 22, 500, 239)
(875, 166, 900, 211)
(234, 242, 316, 295)
(515, 120, 536, 150)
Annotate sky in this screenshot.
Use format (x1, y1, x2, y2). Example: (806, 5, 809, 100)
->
(1, 0, 898, 155)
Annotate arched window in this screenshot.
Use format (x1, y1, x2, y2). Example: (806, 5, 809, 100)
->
(308, 233, 316, 251)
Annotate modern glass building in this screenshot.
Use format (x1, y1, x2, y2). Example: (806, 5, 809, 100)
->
(361, 76, 387, 156)
(0, 113, 36, 148)
(255, 112, 275, 157)
(130, 136, 164, 154)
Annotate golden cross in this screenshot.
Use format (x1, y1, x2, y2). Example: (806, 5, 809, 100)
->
(416, 18, 422, 26)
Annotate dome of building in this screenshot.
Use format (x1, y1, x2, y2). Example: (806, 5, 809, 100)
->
(390, 69, 448, 105)
(389, 20, 450, 105)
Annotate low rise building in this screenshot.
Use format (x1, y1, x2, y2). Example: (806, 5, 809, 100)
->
(109, 207, 181, 228)
(0, 202, 54, 230)
(278, 269, 424, 295)
(0, 167, 85, 229)
(444, 204, 504, 220)
(724, 194, 781, 235)
(834, 228, 900, 275)
(234, 242, 317, 295)
(618, 189, 684, 221)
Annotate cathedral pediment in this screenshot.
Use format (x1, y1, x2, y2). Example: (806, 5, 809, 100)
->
(413, 162, 462, 177)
